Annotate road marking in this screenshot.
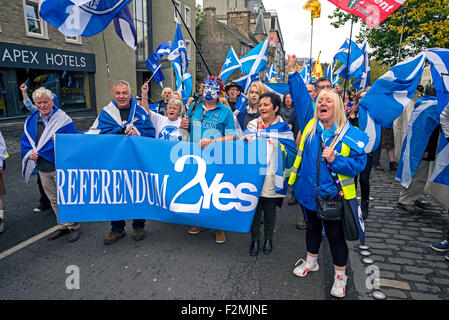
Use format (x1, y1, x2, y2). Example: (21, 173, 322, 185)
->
(0, 225, 60, 261)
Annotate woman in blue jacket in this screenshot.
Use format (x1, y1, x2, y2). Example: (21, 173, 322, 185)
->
(286, 54, 367, 298)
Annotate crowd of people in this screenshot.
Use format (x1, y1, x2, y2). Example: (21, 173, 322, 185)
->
(0, 51, 448, 299)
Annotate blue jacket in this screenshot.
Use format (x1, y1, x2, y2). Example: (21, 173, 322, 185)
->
(288, 71, 367, 211)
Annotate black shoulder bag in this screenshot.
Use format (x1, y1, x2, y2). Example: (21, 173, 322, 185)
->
(315, 143, 343, 221)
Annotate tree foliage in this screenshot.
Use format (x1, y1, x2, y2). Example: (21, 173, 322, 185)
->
(329, 0, 449, 67)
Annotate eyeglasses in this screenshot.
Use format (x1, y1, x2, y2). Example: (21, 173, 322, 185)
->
(317, 85, 331, 90)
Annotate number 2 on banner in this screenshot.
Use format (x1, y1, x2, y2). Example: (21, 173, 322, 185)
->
(169, 155, 258, 214)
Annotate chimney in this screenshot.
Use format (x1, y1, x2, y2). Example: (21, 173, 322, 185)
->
(227, 11, 250, 38)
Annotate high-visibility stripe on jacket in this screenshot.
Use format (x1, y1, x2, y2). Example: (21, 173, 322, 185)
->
(288, 119, 356, 200)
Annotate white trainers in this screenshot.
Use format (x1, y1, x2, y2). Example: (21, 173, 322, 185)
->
(293, 258, 319, 277)
(330, 274, 348, 298)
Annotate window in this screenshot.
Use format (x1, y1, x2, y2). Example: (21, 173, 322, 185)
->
(65, 36, 82, 45)
(174, 1, 181, 23)
(23, 0, 48, 39)
(185, 40, 191, 61)
(185, 5, 191, 28)
(253, 3, 259, 12)
(134, 0, 149, 62)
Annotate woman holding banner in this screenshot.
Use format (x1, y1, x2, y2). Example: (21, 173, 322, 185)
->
(286, 54, 367, 298)
(242, 92, 296, 256)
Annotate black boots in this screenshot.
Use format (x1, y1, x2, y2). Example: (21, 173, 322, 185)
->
(249, 240, 273, 256)
(263, 239, 273, 254)
(250, 241, 260, 256)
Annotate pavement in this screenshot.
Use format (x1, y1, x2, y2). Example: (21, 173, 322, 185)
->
(0, 111, 448, 302)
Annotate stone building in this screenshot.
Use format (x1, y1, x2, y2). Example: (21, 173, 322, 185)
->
(0, 0, 196, 119)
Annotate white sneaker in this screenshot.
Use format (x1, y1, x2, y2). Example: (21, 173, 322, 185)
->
(330, 274, 348, 298)
(293, 258, 319, 277)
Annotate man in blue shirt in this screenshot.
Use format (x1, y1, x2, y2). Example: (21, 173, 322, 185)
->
(180, 76, 236, 243)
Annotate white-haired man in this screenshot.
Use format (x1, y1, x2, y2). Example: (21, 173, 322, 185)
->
(20, 87, 80, 242)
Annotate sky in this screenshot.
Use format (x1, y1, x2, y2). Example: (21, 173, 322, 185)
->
(196, 0, 363, 65)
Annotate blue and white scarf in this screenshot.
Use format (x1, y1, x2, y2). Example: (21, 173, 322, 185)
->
(242, 121, 296, 194)
(21, 106, 77, 182)
(86, 96, 155, 137)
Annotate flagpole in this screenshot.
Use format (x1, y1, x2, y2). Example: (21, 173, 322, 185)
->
(170, 0, 212, 75)
(309, 15, 314, 64)
(341, 16, 354, 103)
(102, 32, 112, 99)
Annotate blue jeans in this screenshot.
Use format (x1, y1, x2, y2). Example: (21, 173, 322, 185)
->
(111, 219, 145, 233)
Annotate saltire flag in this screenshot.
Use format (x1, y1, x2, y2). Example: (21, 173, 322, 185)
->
(179, 71, 193, 105)
(303, 0, 321, 24)
(168, 23, 189, 100)
(357, 104, 381, 153)
(234, 73, 260, 94)
(395, 96, 440, 188)
(333, 39, 365, 79)
(113, 4, 137, 50)
(145, 41, 171, 87)
(326, 63, 340, 86)
(265, 65, 277, 82)
(219, 47, 242, 83)
(277, 73, 284, 82)
(263, 82, 289, 100)
(358, 52, 426, 128)
(312, 52, 324, 80)
(39, 0, 132, 37)
(241, 122, 297, 194)
(300, 60, 312, 84)
(353, 40, 371, 91)
(328, 0, 405, 28)
(424, 48, 449, 186)
(240, 39, 269, 76)
(339, 121, 370, 154)
(233, 93, 249, 132)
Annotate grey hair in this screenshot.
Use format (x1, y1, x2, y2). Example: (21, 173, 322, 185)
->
(113, 80, 131, 93)
(167, 98, 183, 113)
(32, 87, 53, 101)
(162, 87, 173, 94)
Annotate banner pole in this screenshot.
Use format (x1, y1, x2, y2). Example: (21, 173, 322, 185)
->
(170, 0, 212, 75)
(102, 32, 112, 100)
(342, 16, 354, 103)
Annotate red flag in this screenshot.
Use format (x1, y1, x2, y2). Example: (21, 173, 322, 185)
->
(328, 0, 405, 28)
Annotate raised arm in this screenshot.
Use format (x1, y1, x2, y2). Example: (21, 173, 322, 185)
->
(287, 54, 314, 133)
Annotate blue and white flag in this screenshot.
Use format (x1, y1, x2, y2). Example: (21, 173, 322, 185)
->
(55, 135, 270, 233)
(265, 65, 277, 82)
(145, 42, 171, 87)
(20, 107, 78, 182)
(233, 93, 249, 131)
(353, 40, 371, 91)
(277, 73, 284, 82)
(169, 23, 189, 101)
(113, 4, 137, 50)
(40, 0, 131, 37)
(325, 63, 333, 80)
(242, 122, 296, 195)
(219, 47, 241, 83)
(240, 39, 268, 76)
(396, 96, 440, 188)
(339, 122, 370, 154)
(300, 60, 312, 85)
(234, 73, 260, 94)
(263, 82, 289, 100)
(179, 71, 193, 105)
(358, 52, 426, 128)
(333, 39, 365, 79)
(424, 48, 449, 186)
(357, 105, 381, 153)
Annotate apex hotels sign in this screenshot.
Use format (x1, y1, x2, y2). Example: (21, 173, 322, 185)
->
(0, 42, 95, 72)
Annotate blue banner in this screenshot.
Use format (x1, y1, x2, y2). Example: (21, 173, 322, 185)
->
(55, 135, 270, 233)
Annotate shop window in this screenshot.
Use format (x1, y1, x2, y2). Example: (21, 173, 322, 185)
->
(23, 0, 48, 39)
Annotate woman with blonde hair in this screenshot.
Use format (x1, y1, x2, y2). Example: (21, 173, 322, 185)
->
(286, 54, 366, 298)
